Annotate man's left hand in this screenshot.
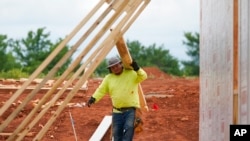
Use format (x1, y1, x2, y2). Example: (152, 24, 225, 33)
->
(130, 61, 140, 71)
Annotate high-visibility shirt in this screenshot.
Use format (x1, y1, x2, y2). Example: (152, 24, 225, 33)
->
(92, 68, 147, 109)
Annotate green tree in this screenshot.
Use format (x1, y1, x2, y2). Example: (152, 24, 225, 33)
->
(94, 58, 109, 77)
(181, 32, 199, 76)
(127, 40, 182, 76)
(0, 35, 21, 72)
(46, 38, 72, 76)
(95, 40, 182, 76)
(10, 28, 72, 75)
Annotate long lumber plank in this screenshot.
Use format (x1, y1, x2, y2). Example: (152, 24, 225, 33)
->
(89, 116, 112, 141)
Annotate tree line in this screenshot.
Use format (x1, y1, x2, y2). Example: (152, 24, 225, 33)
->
(0, 28, 199, 78)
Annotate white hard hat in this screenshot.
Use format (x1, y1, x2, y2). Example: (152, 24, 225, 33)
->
(107, 57, 121, 68)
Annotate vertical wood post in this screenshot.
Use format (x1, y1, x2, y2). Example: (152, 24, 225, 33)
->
(233, 0, 239, 124)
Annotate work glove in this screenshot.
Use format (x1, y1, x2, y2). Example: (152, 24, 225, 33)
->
(130, 61, 140, 71)
(87, 97, 96, 107)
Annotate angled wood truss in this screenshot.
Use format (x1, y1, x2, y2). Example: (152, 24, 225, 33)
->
(0, 0, 150, 140)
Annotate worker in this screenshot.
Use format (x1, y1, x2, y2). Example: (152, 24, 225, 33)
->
(87, 56, 147, 141)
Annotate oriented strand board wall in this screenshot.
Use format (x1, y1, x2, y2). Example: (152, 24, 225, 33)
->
(200, 0, 250, 141)
(239, 0, 250, 123)
(200, 0, 234, 141)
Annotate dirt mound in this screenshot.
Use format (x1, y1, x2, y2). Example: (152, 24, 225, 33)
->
(143, 67, 172, 79)
(0, 67, 199, 141)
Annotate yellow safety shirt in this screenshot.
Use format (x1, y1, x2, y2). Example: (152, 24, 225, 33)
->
(92, 68, 147, 110)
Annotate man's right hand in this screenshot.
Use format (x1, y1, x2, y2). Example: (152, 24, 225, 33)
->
(87, 97, 96, 107)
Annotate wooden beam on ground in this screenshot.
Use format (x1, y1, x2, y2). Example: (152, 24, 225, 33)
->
(0, 132, 34, 137)
(89, 116, 112, 141)
(116, 37, 148, 112)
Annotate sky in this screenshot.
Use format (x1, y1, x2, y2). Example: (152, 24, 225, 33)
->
(0, 0, 200, 61)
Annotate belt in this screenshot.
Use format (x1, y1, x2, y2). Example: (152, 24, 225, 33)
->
(113, 107, 135, 112)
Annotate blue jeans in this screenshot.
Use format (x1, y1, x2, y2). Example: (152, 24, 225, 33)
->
(112, 109, 135, 141)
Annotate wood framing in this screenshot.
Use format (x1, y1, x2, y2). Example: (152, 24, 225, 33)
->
(0, 0, 151, 140)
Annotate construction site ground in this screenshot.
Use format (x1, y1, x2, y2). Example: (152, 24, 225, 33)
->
(0, 67, 199, 141)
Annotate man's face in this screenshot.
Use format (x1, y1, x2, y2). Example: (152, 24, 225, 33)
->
(110, 63, 123, 75)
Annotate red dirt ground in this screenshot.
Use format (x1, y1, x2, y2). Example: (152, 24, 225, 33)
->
(0, 67, 199, 141)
